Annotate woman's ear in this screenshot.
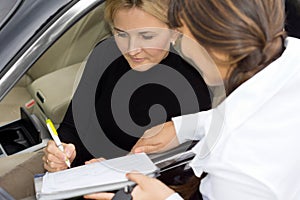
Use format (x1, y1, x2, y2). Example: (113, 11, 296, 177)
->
(170, 30, 181, 45)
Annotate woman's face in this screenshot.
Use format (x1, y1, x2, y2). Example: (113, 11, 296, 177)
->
(113, 7, 175, 70)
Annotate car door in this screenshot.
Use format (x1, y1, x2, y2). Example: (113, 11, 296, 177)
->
(0, 0, 110, 156)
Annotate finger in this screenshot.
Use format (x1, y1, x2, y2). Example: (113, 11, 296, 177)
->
(131, 138, 160, 153)
(85, 157, 106, 164)
(43, 161, 66, 172)
(131, 124, 167, 153)
(133, 145, 162, 153)
(45, 140, 66, 161)
(84, 192, 114, 200)
(48, 153, 68, 164)
(46, 158, 67, 170)
(43, 147, 60, 164)
(44, 150, 68, 168)
(42, 155, 47, 163)
(47, 141, 76, 163)
(64, 143, 76, 158)
(85, 158, 98, 164)
(126, 172, 152, 188)
(43, 153, 68, 172)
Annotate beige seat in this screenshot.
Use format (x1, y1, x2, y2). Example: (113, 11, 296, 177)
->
(0, 3, 111, 126)
(0, 75, 33, 126)
(0, 150, 44, 200)
(28, 62, 84, 124)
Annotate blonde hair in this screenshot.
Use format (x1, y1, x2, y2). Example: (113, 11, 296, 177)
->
(105, 0, 169, 27)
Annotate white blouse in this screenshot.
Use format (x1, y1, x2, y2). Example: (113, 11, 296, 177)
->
(167, 37, 300, 200)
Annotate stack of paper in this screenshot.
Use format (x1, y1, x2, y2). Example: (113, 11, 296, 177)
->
(35, 153, 158, 200)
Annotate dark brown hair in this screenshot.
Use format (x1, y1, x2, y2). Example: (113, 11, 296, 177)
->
(169, 0, 286, 94)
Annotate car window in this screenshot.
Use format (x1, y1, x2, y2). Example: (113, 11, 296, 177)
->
(0, 0, 22, 29)
(0, 1, 111, 126)
(0, 1, 111, 156)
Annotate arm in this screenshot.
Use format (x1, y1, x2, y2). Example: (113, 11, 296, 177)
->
(132, 111, 212, 154)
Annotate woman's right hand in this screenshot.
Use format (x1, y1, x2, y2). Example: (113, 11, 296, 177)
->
(43, 140, 76, 172)
(131, 121, 179, 154)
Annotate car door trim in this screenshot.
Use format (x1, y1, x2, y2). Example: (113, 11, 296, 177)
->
(0, 0, 104, 100)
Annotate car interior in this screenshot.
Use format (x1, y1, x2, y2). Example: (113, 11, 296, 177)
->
(0, 2, 112, 199)
(0, 3, 111, 128)
(0, 0, 112, 162)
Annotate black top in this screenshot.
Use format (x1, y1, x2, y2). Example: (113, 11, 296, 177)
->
(59, 47, 211, 167)
(285, 0, 300, 38)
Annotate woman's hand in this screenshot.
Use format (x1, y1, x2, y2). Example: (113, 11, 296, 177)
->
(84, 192, 114, 200)
(84, 172, 175, 200)
(131, 121, 179, 154)
(43, 140, 76, 172)
(85, 157, 106, 165)
(129, 172, 175, 200)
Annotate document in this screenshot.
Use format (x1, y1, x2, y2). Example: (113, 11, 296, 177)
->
(35, 153, 159, 200)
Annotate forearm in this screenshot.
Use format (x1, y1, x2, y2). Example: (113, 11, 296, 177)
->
(172, 110, 213, 144)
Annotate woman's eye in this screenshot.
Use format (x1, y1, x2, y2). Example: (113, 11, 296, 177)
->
(142, 35, 155, 40)
(116, 32, 128, 38)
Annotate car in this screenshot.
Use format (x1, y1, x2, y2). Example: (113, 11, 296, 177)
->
(0, 0, 110, 155)
(1, 0, 299, 199)
(0, 0, 110, 198)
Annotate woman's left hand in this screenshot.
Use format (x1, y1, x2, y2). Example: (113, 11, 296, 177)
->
(84, 172, 175, 200)
(85, 157, 106, 165)
(128, 172, 175, 200)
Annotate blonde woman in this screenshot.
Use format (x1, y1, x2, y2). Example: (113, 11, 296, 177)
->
(43, 0, 210, 180)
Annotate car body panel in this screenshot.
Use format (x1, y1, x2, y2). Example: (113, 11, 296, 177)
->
(0, 0, 22, 29)
(0, 0, 107, 159)
(0, 0, 105, 101)
(0, 0, 74, 74)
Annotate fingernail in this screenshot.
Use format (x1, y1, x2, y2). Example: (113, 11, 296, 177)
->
(65, 150, 71, 157)
(134, 148, 142, 153)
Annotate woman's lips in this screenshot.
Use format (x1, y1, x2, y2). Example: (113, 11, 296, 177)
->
(130, 57, 145, 63)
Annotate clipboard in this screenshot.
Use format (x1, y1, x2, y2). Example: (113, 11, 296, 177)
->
(34, 153, 159, 200)
(34, 142, 197, 200)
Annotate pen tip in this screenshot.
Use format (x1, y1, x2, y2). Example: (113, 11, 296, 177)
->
(65, 158, 71, 168)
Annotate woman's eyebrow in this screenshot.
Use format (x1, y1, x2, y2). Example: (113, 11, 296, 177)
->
(114, 27, 157, 35)
(138, 31, 156, 35)
(113, 27, 126, 32)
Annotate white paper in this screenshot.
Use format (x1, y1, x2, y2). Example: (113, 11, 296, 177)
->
(41, 153, 158, 194)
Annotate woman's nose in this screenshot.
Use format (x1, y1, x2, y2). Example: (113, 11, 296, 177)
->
(127, 38, 142, 55)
